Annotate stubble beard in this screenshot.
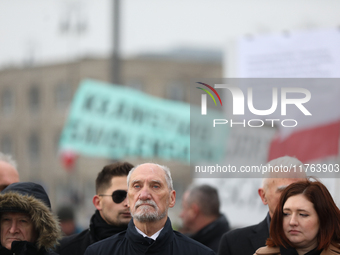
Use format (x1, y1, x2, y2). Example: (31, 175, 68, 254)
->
(131, 199, 167, 223)
(113, 216, 131, 227)
(105, 210, 131, 227)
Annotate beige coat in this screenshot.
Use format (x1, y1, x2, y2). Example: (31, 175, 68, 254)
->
(254, 244, 340, 255)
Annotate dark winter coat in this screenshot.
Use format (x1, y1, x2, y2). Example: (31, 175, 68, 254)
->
(84, 217, 216, 255)
(0, 182, 61, 255)
(56, 210, 127, 255)
(190, 214, 230, 252)
(218, 214, 270, 255)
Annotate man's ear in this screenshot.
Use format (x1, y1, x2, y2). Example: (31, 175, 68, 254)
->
(191, 203, 200, 216)
(93, 195, 102, 210)
(169, 190, 176, 208)
(258, 188, 268, 205)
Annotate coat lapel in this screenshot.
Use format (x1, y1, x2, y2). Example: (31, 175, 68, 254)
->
(250, 217, 270, 251)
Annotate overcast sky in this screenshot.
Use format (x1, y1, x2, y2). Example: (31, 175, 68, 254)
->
(1, 0, 340, 69)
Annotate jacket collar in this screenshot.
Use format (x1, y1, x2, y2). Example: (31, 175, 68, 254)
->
(250, 214, 270, 250)
(125, 217, 174, 253)
(0, 241, 47, 255)
(323, 244, 340, 255)
(89, 210, 128, 242)
(190, 214, 229, 241)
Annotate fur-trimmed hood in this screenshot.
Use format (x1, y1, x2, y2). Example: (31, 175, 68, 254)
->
(0, 182, 61, 250)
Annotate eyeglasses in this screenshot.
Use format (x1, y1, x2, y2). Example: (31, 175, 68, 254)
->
(99, 190, 127, 203)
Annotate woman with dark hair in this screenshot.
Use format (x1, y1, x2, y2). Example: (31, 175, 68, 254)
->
(254, 179, 340, 255)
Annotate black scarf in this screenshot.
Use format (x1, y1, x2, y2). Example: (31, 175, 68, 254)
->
(280, 245, 322, 255)
(90, 210, 128, 242)
(0, 241, 46, 255)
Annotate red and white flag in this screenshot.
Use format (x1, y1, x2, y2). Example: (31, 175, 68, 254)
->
(267, 82, 340, 163)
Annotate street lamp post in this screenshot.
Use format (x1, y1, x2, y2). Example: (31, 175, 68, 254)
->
(111, 0, 121, 85)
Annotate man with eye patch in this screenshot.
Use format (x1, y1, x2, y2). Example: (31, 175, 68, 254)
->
(84, 163, 215, 255)
(57, 161, 134, 255)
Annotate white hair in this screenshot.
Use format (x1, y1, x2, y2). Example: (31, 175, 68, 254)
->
(0, 152, 17, 169)
(127, 163, 173, 191)
(262, 156, 307, 188)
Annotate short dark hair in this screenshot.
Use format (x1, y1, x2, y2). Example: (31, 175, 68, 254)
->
(267, 180, 340, 250)
(187, 184, 220, 217)
(95, 162, 134, 194)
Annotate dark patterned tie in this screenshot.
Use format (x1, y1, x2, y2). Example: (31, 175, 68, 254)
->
(144, 236, 154, 245)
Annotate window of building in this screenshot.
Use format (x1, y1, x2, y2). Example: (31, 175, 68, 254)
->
(127, 79, 144, 91)
(165, 81, 185, 101)
(0, 135, 13, 154)
(55, 82, 72, 110)
(28, 132, 40, 160)
(29, 85, 40, 112)
(1, 88, 14, 115)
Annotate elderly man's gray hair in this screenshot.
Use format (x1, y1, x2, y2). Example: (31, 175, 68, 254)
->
(262, 156, 307, 188)
(0, 152, 17, 169)
(127, 163, 173, 190)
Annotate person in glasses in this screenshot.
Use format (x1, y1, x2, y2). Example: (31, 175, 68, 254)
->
(57, 161, 134, 255)
(84, 163, 215, 255)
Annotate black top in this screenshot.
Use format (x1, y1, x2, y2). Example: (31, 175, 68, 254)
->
(280, 246, 322, 255)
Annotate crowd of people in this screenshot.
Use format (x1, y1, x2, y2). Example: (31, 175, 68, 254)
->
(1, 151, 340, 255)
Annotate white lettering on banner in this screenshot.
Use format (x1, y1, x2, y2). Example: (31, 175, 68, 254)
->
(61, 80, 228, 163)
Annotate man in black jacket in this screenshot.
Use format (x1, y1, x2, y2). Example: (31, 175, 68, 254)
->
(180, 184, 230, 252)
(84, 163, 215, 255)
(0, 182, 61, 255)
(218, 156, 306, 255)
(57, 162, 134, 255)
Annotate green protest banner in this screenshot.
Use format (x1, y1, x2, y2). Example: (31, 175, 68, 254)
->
(59, 79, 227, 163)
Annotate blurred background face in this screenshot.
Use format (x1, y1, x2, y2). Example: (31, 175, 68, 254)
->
(0, 212, 38, 250)
(283, 194, 319, 251)
(128, 164, 175, 222)
(179, 191, 195, 231)
(98, 176, 131, 226)
(0, 161, 19, 192)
